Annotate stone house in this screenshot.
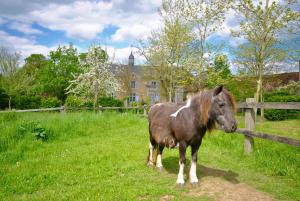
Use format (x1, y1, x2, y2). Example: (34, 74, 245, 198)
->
(116, 52, 183, 105)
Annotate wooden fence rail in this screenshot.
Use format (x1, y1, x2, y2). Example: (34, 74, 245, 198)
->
(237, 102, 300, 110)
(236, 99, 300, 152)
(0, 107, 64, 113)
(0, 105, 148, 115)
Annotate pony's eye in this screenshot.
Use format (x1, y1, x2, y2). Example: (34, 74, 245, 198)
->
(219, 102, 225, 107)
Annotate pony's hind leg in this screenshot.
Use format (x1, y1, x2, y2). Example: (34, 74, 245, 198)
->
(147, 137, 157, 166)
(147, 142, 155, 166)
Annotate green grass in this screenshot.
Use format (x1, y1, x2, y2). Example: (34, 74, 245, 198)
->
(0, 112, 299, 201)
(235, 114, 300, 140)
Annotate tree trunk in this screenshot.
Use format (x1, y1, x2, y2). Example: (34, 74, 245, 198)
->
(93, 93, 98, 112)
(8, 96, 11, 110)
(168, 89, 172, 102)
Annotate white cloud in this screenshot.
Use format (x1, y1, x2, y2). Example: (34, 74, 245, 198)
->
(9, 21, 42, 35)
(0, 17, 6, 25)
(105, 46, 145, 64)
(0, 30, 54, 61)
(26, 1, 161, 41)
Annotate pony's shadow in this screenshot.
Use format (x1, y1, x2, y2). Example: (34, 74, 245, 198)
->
(163, 156, 239, 184)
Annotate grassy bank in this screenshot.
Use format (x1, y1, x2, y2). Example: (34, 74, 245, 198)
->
(0, 112, 299, 200)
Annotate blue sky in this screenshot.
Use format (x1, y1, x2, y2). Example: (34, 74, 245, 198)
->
(0, 0, 299, 71)
(0, 0, 162, 64)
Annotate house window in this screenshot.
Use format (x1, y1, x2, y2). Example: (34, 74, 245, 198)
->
(129, 93, 136, 102)
(149, 93, 160, 103)
(131, 81, 136, 89)
(151, 81, 157, 88)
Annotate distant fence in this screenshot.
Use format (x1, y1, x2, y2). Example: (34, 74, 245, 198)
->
(1, 101, 299, 150)
(236, 99, 300, 152)
(0, 105, 148, 116)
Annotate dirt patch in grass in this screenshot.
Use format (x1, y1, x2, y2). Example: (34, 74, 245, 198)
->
(160, 195, 174, 201)
(186, 177, 276, 201)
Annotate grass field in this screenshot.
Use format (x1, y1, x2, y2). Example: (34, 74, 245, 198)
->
(0, 111, 299, 201)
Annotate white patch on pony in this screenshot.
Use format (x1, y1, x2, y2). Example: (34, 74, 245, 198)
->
(189, 161, 198, 183)
(156, 154, 163, 168)
(176, 162, 185, 184)
(149, 103, 163, 113)
(170, 99, 191, 117)
(148, 142, 154, 165)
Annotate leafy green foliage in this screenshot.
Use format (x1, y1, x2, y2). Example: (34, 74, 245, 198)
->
(264, 91, 300, 121)
(98, 97, 123, 107)
(66, 45, 119, 110)
(225, 76, 257, 102)
(18, 121, 50, 141)
(214, 54, 231, 79)
(40, 97, 62, 108)
(64, 95, 83, 107)
(64, 95, 122, 108)
(0, 87, 9, 109)
(38, 44, 81, 100)
(12, 95, 41, 109)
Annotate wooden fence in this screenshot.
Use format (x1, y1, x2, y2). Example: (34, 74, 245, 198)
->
(236, 99, 300, 153)
(1, 101, 299, 151)
(0, 105, 147, 116)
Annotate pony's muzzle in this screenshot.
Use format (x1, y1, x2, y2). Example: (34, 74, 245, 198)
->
(231, 121, 237, 132)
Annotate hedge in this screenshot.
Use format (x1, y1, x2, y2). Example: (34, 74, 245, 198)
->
(65, 95, 123, 108)
(264, 91, 300, 121)
(41, 97, 62, 108)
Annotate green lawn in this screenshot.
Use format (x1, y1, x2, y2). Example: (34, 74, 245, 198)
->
(236, 114, 300, 140)
(0, 112, 299, 200)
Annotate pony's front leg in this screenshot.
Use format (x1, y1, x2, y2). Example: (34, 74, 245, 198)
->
(156, 145, 164, 171)
(189, 141, 201, 185)
(176, 141, 187, 186)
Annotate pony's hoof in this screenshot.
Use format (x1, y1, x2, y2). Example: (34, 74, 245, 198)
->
(191, 182, 198, 187)
(176, 183, 185, 188)
(157, 166, 164, 171)
(147, 161, 154, 166)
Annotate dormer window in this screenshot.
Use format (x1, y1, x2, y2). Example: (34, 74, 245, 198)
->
(151, 81, 157, 88)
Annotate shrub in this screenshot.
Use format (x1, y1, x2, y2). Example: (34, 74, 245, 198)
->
(18, 121, 51, 141)
(0, 87, 9, 109)
(264, 91, 300, 121)
(41, 97, 62, 108)
(98, 97, 123, 107)
(65, 95, 123, 108)
(12, 95, 41, 109)
(64, 95, 83, 107)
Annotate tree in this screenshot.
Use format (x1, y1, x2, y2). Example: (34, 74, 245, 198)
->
(38, 44, 81, 100)
(232, 0, 299, 111)
(118, 63, 133, 99)
(182, 0, 232, 90)
(66, 46, 119, 110)
(16, 54, 47, 95)
(205, 54, 232, 88)
(214, 54, 231, 79)
(138, 0, 194, 102)
(0, 46, 20, 109)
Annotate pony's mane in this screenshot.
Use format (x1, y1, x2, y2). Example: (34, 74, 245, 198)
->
(190, 88, 236, 131)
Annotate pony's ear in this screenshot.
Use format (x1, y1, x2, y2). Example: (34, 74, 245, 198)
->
(213, 85, 223, 96)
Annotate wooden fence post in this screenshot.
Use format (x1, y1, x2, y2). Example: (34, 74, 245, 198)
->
(143, 104, 147, 116)
(99, 106, 103, 114)
(244, 98, 255, 154)
(60, 106, 66, 114)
